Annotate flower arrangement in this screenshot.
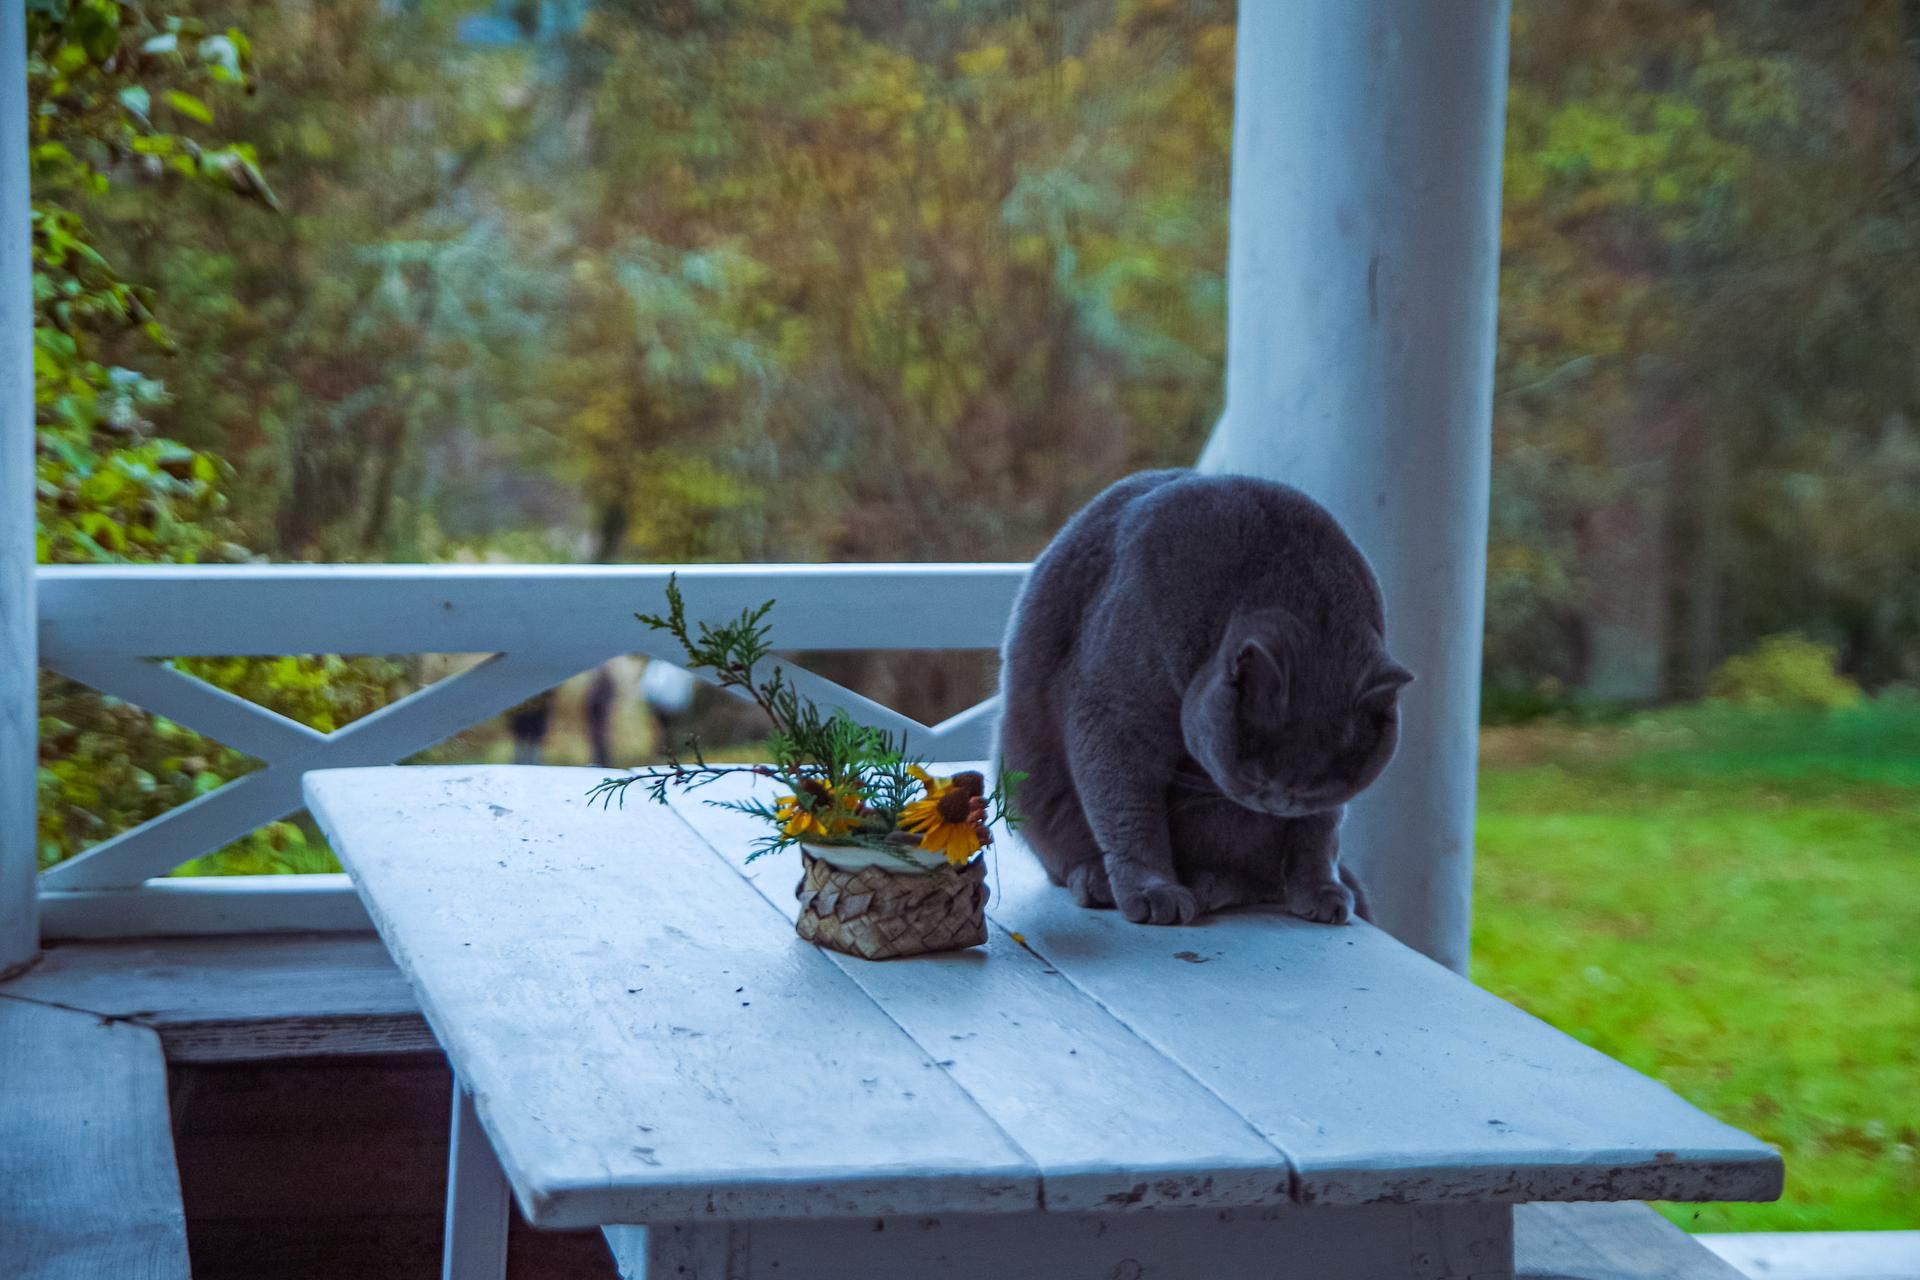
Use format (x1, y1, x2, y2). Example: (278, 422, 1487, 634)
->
(587, 575, 1019, 877)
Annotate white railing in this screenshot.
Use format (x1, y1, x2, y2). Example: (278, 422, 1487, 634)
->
(37, 563, 1028, 938)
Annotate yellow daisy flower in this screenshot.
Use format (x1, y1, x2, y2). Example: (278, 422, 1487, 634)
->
(776, 780, 862, 839)
(775, 794, 830, 839)
(898, 768, 990, 865)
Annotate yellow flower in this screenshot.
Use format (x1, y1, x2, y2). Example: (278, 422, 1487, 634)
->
(776, 780, 862, 839)
(775, 794, 829, 839)
(898, 768, 990, 865)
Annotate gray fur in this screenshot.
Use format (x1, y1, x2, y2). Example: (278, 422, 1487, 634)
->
(996, 470, 1411, 926)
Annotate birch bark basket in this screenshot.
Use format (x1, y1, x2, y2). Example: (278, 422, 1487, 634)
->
(793, 845, 989, 961)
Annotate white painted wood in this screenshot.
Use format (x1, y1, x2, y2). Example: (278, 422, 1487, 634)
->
(0, 0, 37, 975)
(1698, 1229, 1920, 1280)
(43, 648, 603, 889)
(1516, 1203, 1749, 1279)
(38, 562, 1028, 657)
(304, 765, 1038, 1230)
(975, 785, 1782, 1208)
(38, 874, 374, 940)
(764, 657, 933, 744)
(1200, 0, 1510, 972)
(924, 696, 1000, 758)
(667, 774, 1296, 1214)
(0, 999, 190, 1279)
(37, 647, 968, 900)
(445, 1080, 512, 1280)
(51, 653, 328, 761)
(312, 766, 1777, 1242)
(0, 931, 433, 1060)
(34, 565, 1022, 913)
(614, 1203, 1514, 1280)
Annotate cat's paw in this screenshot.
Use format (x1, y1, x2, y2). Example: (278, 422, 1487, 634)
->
(1287, 878, 1355, 926)
(1121, 882, 1200, 926)
(1067, 861, 1115, 909)
(1186, 870, 1247, 915)
(1108, 861, 1200, 926)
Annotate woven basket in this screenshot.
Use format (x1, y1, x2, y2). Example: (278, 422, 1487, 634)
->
(794, 847, 988, 960)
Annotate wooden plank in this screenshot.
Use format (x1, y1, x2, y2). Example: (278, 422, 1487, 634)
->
(611, 1203, 1514, 1280)
(0, 932, 430, 1060)
(765, 658, 935, 742)
(1697, 1228, 1920, 1280)
(923, 696, 1000, 758)
(0, 999, 190, 1279)
(981, 807, 1784, 1208)
(1516, 1203, 1749, 1279)
(50, 653, 327, 761)
(666, 774, 1295, 1213)
(39, 563, 1028, 658)
(44, 649, 604, 889)
(305, 765, 1039, 1230)
(38, 875, 377, 944)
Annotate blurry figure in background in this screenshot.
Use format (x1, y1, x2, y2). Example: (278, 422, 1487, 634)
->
(502, 658, 695, 766)
(636, 658, 698, 754)
(507, 689, 556, 765)
(583, 667, 620, 767)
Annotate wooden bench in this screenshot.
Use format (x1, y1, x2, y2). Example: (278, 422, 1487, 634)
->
(307, 764, 1782, 1280)
(1517, 1203, 1750, 1279)
(0, 997, 190, 1280)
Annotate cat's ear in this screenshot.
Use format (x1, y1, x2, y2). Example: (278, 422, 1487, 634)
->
(1229, 638, 1287, 706)
(1358, 658, 1414, 708)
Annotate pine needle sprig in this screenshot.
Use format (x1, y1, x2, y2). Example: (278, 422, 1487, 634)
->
(589, 574, 1019, 869)
(590, 575, 926, 847)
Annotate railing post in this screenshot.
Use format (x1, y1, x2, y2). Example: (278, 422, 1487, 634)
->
(1, 0, 37, 974)
(1201, 1, 1509, 972)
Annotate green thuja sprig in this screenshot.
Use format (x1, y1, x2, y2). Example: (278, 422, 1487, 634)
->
(586, 574, 938, 863)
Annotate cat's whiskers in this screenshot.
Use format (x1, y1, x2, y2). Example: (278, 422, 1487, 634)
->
(1170, 793, 1237, 814)
(1168, 768, 1220, 792)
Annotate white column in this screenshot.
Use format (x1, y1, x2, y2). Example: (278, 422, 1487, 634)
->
(1201, 1, 1509, 972)
(1, 0, 38, 974)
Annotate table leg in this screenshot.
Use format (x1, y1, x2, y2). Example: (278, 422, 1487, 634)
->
(444, 1077, 511, 1280)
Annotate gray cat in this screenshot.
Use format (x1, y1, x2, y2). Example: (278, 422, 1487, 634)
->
(997, 469, 1411, 926)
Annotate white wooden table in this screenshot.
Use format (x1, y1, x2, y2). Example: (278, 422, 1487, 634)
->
(305, 766, 1782, 1280)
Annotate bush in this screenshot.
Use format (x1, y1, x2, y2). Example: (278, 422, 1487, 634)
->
(1709, 634, 1863, 710)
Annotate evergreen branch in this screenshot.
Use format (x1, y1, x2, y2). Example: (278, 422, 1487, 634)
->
(601, 577, 1024, 861)
(587, 764, 778, 810)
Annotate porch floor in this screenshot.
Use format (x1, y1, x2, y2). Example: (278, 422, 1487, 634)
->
(1699, 1232, 1920, 1280)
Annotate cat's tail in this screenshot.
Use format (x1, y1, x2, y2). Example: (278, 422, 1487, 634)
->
(1338, 861, 1374, 924)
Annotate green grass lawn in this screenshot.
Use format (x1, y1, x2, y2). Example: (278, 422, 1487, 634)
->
(1472, 702, 1920, 1232)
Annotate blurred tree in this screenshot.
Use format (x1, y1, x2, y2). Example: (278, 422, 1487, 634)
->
(38, 0, 1920, 755)
(1494, 0, 1920, 700)
(29, 0, 402, 870)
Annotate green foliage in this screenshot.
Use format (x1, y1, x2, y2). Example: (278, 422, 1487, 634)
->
(39, 655, 406, 872)
(1474, 703, 1920, 1230)
(1494, 0, 1920, 696)
(1709, 635, 1865, 711)
(28, 0, 399, 871)
(42, 0, 1906, 703)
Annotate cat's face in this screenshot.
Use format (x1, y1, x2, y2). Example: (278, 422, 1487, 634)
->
(1181, 610, 1412, 817)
